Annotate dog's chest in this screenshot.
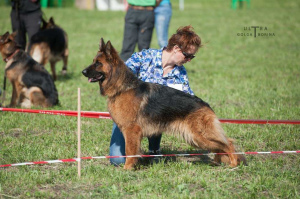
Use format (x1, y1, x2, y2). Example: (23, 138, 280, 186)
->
(5, 62, 26, 81)
(107, 92, 143, 124)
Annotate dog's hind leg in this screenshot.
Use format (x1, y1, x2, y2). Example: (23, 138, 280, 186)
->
(187, 110, 245, 167)
(50, 61, 57, 81)
(122, 124, 143, 170)
(61, 48, 68, 75)
(24, 87, 48, 108)
(191, 132, 239, 167)
(212, 138, 246, 166)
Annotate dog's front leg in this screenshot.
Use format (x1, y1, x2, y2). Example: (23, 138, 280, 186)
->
(123, 125, 142, 170)
(9, 83, 18, 107)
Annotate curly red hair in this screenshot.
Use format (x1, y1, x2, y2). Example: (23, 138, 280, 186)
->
(166, 25, 202, 53)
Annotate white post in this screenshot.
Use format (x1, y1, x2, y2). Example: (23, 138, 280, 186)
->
(77, 88, 81, 178)
(179, 0, 184, 11)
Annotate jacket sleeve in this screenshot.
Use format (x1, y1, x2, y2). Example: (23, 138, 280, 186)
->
(179, 67, 195, 95)
(125, 51, 145, 76)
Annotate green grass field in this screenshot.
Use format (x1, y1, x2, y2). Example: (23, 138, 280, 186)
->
(0, 0, 300, 198)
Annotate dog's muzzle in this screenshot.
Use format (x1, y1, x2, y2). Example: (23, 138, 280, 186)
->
(82, 69, 105, 83)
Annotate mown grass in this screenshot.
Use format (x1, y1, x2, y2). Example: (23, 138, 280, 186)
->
(0, 0, 300, 198)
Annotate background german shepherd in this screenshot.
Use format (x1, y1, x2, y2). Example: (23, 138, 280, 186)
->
(82, 38, 246, 170)
(0, 31, 59, 108)
(28, 17, 68, 81)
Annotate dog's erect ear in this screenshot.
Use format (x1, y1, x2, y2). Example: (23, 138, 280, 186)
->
(41, 17, 47, 29)
(105, 40, 113, 55)
(105, 40, 118, 61)
(99, 38, 106, 52)
(3, 31, 9, 38)
(42, 17, 47, 24)
(1, 32, 10, 42)
(49, 17, 55, 25)
(9, 31, 17, 40)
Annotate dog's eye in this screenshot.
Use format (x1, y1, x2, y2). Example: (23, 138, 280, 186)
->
(95, 62, 102, 67)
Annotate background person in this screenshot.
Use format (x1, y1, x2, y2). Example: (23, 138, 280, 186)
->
(110, 25, 202, 166)
(120, 0, 160, 61)
(10, 0, 42, 50)
(154, 0, 172, 48)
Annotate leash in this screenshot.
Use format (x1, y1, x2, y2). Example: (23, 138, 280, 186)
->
(1, 75, 6, 106)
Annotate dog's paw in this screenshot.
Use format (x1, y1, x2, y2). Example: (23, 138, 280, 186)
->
(123, 164, 134, 170)
(214, 154, 231, 165)
(237, 154, 247, 166)
(123, 158, 137, 170)
(61, 69, 67, 75)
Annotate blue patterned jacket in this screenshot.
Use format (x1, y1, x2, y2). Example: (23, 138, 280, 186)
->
(125, 48, 194, 95)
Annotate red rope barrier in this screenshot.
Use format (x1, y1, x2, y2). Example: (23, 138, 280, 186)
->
(0, 107, 111, 119)
(219, 119, 300, 125)
(1, 107, 300, 124)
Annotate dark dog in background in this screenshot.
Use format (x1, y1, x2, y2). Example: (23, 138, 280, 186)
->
(28, 17, 68, 81)
(82, 38, 246, 170)
(0, 31, 59, 108)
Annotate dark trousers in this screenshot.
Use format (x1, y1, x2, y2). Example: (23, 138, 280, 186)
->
(10, 9, 42, 50)
(120, 7, 155, 61)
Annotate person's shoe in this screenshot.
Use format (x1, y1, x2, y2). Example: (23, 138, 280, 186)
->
(148, 149, 162, 164)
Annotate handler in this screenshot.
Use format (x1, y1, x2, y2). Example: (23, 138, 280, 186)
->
(110, 25, 202, 166)
(10, 0, 42, 50)
(120, 0, 161, 61)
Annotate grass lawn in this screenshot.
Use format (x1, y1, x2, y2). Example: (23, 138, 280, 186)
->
(0, 0, 299, 198)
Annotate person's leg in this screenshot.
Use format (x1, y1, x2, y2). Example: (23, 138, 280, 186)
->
(148, 134, 162, 164)
(24, 10, 42, 51)
(10, 10, 26, 50)
(109, 122, 126, 166)
(137, 9, 154, 51)
(120, 8, 139, 61)
(148, 134, 162, 154)
(154, 3, 172, 48)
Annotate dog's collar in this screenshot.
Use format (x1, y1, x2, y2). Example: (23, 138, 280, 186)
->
(3, 49, 20, 63)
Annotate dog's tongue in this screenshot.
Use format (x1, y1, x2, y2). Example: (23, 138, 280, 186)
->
(88, 78, 92, 82)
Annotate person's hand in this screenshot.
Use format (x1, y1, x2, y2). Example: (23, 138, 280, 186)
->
(155, 0, 162, 7)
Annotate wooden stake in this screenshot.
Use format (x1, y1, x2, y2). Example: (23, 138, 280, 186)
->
(77, 88, 81, 178)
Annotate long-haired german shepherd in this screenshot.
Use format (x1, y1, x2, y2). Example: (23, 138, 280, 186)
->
(82, 38, 246, 170)
(0, 31, 59, 108)
(28, 17, 68, 81)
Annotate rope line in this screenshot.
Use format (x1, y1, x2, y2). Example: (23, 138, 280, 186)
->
(1, 108, 299, 124)
(1, 150, 299, 168)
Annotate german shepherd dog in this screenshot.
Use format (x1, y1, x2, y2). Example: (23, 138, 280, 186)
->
(82, 38, 246, 170)
(28, 17, 68, 81)
(0, 32, 59, 108)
